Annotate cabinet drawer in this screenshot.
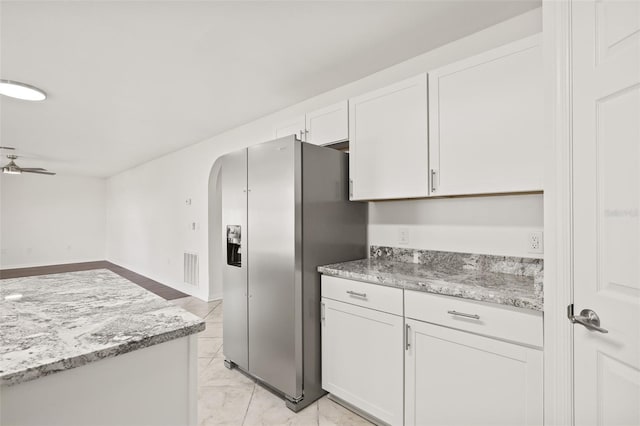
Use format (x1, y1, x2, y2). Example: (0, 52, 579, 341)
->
(405, 290, 542, 347)
(321, 275, 403, 316)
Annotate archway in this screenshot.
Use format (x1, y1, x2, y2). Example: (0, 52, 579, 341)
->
(207, 157, 223, 300)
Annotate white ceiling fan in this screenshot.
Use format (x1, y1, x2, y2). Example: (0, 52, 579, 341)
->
(1, 147, 56, 175)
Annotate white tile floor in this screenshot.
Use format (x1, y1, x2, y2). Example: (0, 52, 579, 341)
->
(171, 296, 373, 426)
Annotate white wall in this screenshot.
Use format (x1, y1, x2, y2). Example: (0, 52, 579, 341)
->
(106, 8, 543, 301)
(369, 194, 543, 257)
(0, 173, 106, 268)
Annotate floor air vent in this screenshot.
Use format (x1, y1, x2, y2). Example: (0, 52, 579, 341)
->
(183, 252, 199, 286)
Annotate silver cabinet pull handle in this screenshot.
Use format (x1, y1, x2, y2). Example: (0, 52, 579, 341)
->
(405, 323, 411, 350)
(346, 290, 367, 298)
(447, 310, 480, 320)
(431, 169, 437, 192)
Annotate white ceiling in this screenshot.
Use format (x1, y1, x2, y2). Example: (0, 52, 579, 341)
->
(1, 0, 539, 177)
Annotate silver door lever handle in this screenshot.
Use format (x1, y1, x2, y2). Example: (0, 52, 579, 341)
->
(569, 308, 609, 333)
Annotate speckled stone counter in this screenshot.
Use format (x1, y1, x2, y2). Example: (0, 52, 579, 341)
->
(0, 269, 204, 386)
(318, 246, 543, 312)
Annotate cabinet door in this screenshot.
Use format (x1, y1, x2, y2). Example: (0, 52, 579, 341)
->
(405, 318, 543, 426)
(321, 298, 404, 425)
(274, 116, 306, 141)
(305, 100, 348, 146)
(428, 35, 543, 196)
(349, 74, 428, 200)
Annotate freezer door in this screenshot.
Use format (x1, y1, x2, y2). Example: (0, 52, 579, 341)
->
(221, 148, 249, 370)
(247, 136, 302, 399)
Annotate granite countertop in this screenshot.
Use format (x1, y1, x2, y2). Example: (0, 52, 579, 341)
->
(318, 255, 543, 312)
(0, 269, 205, 386)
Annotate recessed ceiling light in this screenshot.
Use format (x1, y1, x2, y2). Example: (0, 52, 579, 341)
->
(0, 79, 47, 101)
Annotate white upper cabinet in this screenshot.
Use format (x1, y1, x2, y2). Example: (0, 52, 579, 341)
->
(273, 101, 349, 146)
(305, 100, 348, 146)
(349, 74, 429, 201)
(274, 115, 306, 141)
(428, 35, 544, 196)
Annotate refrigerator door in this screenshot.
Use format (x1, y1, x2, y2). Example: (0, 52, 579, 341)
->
(247, 136, 302, 399)
(221, 148, 249, 370)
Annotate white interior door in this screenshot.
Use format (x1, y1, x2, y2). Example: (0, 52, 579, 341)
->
(572, 1, 640, 424)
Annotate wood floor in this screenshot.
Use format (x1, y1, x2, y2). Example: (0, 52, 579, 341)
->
(0, 261, 188, 300)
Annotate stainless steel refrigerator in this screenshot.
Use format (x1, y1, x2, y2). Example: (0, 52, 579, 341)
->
(220, 135, 367, 411)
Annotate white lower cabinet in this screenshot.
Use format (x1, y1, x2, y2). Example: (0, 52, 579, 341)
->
(321, 297, 404, 425)
(320, 277, 543, 426)
(404, 318, 543, 426)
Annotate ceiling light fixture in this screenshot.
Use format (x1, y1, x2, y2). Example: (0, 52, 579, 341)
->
(0, 79, 47, 101)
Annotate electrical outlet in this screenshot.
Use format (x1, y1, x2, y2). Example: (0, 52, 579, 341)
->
(398, 227, 410, 245)
(527, 231, 544, 254)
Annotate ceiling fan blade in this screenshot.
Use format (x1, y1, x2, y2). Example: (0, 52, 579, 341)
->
(21, 169, 56, 175)
(20, 167, 47, 171)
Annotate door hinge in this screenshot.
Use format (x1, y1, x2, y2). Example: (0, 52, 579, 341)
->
(321, 302, 325, 321)
(349, 179, 353, 198)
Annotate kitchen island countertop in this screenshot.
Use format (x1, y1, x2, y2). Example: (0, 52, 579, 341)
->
(0, 269, 204, 386)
